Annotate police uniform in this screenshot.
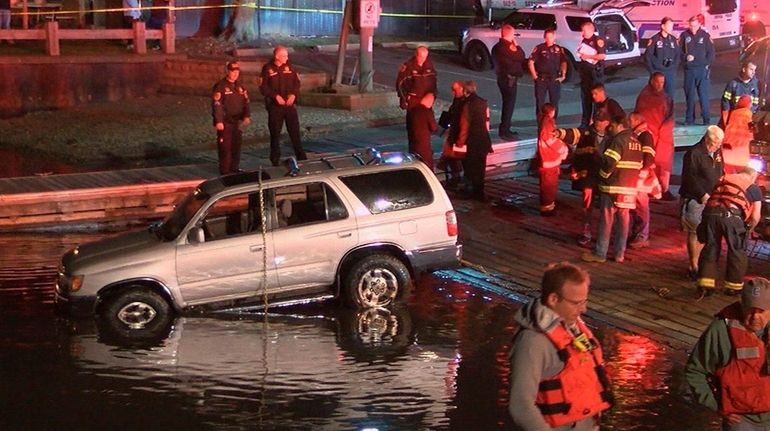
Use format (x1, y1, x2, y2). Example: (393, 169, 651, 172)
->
(259, 60, 307, 166)
(212, 74, 250, 174)
(578, 34, 606, 128)
(644, 32, 680, 99)
(396, 56, 438, 152)
(679, 28, 715, 124)
(530, 42, 567, 117)
(456, 92, 492, 201)
(492, 38, 526, 137)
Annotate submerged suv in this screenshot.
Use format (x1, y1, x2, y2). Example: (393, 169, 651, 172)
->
(55, 150, 462, 334)
(460, 3, 641, 76)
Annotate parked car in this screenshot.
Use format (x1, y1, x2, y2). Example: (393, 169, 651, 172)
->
(55, 150, 462, 334)
(460, 2, 642, 78)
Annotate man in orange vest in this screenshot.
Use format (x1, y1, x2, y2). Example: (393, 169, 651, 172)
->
(509, 263, 613, 430)
(686, 277, 770, 430)
(696, 167, 762, 298)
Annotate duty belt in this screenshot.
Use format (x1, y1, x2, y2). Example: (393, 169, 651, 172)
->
(704, 205, 743, 218)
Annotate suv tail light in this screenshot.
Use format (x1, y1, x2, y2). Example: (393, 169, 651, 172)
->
(446, 210, 458, 236)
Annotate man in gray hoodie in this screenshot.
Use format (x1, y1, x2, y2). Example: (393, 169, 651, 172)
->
(508, 263, 613, 431)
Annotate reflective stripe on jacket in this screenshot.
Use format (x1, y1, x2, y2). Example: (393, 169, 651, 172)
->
(535, 319, 614, 427)
(597, 128, 644, 208)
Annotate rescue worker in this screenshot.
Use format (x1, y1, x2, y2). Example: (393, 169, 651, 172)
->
(492, 24, 527, 140)
(211, 60, 251, 175)
(529, 28, 568, 118)
(628, 111, 659, 249)
(509, 262, 613, 431)
(396, 46, 438, 152)
(591, 84, 624, 123)
(537, 103, 568, 216)
(697, 167, 762, 297)
(635, 72, 676, 200)
(679, 15, 715, 126)
(679, 126, 724, 281)
(576, 21, 607, 129)
(720, 61, 761, 127)
(557, 111, 611, 247)
(582, 113, 643, 264)
(686, 277, 770, 430)
(259, 46, 307, 166)
(644, 17, 680, 99)
(455, 81, 492, 202)
(722, 95, 755, 174)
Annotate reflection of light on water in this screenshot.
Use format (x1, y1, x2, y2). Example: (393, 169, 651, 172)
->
(444, 351, 461, 399)
(612, 334, 668, 390)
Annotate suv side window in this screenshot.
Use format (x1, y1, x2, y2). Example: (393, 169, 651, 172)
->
(566, 16, 590, 32)
(199, 191, 264, 241)
(340, 169, 434, 214)
(271, 182, 348, 229)
(504, 12, 556, 31)
(530, 13, 556, 31)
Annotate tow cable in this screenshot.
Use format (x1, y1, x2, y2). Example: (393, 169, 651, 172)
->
(257, 168, 269, 313)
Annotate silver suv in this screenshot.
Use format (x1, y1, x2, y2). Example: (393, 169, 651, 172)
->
(461, 4, 641, 76)
(55, 150, 462, 333)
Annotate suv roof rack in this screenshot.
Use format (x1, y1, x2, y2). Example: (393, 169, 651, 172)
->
(282, 147, 413, 177)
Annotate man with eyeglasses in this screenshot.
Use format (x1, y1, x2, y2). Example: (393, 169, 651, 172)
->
(509, 263, 613, 431)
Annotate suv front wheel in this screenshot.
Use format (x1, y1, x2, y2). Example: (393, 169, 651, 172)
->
(345, 255, 412, 308)
(101, 288, 172, 336)
(465, 41, 492, 71)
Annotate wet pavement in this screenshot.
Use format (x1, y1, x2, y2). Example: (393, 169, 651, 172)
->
(0, 230, 723, 430)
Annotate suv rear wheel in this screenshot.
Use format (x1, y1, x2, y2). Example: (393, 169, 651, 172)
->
(101, 288, 172, 335)
(344, 255, 412, 308)
(465, 42, 492, 71)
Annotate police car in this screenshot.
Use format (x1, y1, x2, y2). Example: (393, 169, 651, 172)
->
(460, 2, 642, 78)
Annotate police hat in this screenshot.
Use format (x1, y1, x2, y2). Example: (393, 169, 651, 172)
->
(226, 61, 240, 71)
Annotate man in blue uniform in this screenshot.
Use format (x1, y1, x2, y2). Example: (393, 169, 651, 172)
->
(212, 61, 251, 174)
(679, 15, 715, 125)
(396, 46, 439, 151)
(492, 25, 527, 140)
(528, 28, 568, 118)
(577, 21, 607, 129)
(720, 61, 761, 127)
(644, 17, 680, 99)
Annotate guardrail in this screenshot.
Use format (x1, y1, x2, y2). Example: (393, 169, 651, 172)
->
(0, 20, 175, 55)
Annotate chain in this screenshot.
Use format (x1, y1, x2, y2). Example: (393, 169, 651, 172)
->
(258, 168, 269, 312)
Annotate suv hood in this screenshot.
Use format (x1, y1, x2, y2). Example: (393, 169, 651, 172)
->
(65, 228, 163, 273)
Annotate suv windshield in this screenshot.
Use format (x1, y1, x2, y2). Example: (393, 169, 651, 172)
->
(157, 190, 209, 241)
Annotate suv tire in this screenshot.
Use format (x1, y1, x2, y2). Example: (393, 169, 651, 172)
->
(101, 288, 172, 335)
(344, 254, 412, 309)
(465, 41, 492, 71)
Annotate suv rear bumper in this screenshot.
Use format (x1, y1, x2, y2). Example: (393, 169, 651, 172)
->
(407, 244, 463, 274)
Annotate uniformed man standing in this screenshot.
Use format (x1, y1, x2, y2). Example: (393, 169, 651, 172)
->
(492, 24, 527, 140)
(455, 81, 492, 202)
(720, 61, 761, 127)
(259, 45, 307, 167)
(529, 28, 568, 118)
(576, 21, 607, 129)
(644, 17, 680, 99)
(396, 46, 438, 152)
(212, 60, 251, 175)
(679, 15, 715, 125)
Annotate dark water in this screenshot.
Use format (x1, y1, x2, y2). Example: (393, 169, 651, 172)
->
(0, 231, 722, 430)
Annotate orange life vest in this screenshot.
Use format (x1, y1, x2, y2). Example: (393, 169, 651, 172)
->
(535, 319, 614, 427)
(706, 173, 754, 221)
(714, 302, 770, 415)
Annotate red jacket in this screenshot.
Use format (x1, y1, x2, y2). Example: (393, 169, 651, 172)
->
(635, 84, 674, 171)
(536, 319, 614, 427)
(714, 303, 770, 415)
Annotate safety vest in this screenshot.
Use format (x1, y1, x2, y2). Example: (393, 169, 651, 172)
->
(535, 319, 614, 427)
(706, 173, 754, 221)
(714, 302, 770, 415)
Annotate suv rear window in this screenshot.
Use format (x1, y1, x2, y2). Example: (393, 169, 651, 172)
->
(566, 16, 591, 32)
(340, 169, 434, 214)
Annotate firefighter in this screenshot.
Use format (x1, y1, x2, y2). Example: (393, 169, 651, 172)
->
(686, 277, 770, 431)
(628, 111, 659, 249)
(396, 46, 438, 153)
(582, 113, 643, 264)
(644, 16, 680, 99)
(492, 24, 527, 140)
(211, 60, 251, 175)
(576, 21, 607, 129)
(696, 167, 762, 297)
(720, 61, 761, 127)
(529, 28, 568, 119)
(509, 263, 613, 431)
(679, 15, 715, 126)
(537, 103, 568, 216)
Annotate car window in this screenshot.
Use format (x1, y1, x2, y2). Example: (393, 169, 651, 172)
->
(340, 169, 434, 214)
(271, 182, 348, 229)
(199, 191, 264, 241)
(593, 14, 633, 52)
(566, 16, 590, 32)
(504, 12, 535, 30)
(530, 13, 556, 31)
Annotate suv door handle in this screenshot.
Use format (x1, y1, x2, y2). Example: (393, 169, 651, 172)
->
(337, 232, 352, 238)
(250, 245, 264, 252)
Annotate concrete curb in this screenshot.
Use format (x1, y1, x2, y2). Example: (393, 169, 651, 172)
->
(234, 47, 295, 57)
(315, 43, 360, 52)
(313, 40, 457, 51)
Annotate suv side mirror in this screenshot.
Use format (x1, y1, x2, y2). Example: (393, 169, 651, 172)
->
(187, 227, 205, 244)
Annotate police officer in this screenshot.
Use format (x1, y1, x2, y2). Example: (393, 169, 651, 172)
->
(576, 21, 606, 129)
(259, 45, 307, 167)
(720, 61, 761, 127)
(644, 17, 680, 99)
(396, 46, 438, 152)
(455, 81, 492, 201)
(212, 60, 251, 175)
(679, 15, 715, 125)
(492, 24, 526, 140)
(528, 28, 568, 118)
